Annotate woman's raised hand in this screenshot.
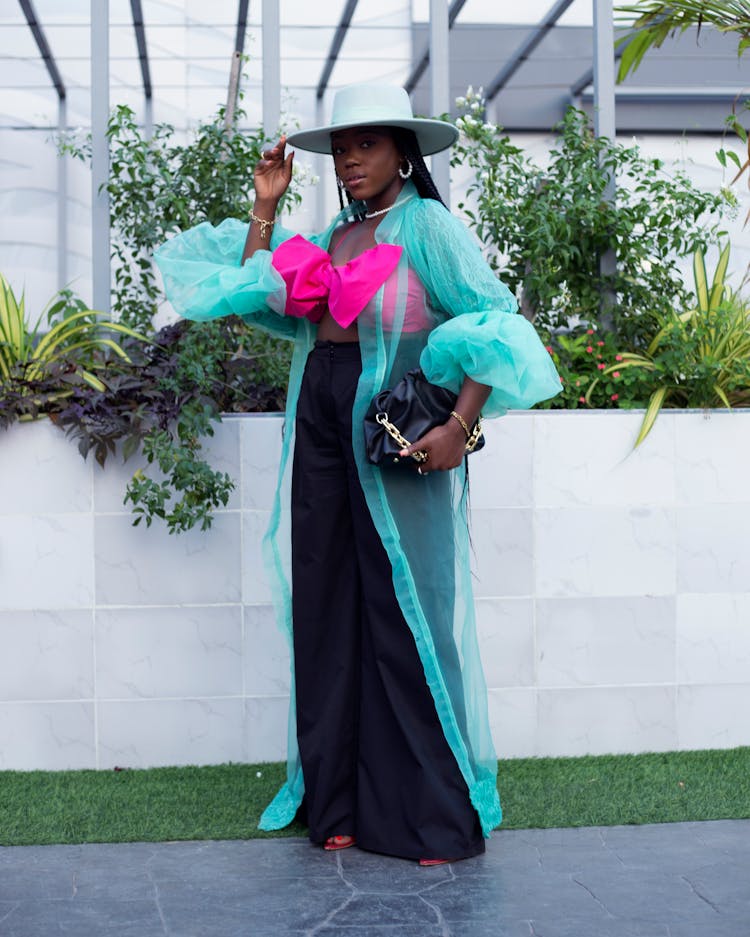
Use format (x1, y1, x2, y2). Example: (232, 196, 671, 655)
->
(254, 135, 294, 204)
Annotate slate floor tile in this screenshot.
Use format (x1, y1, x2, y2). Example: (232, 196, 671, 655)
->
(0, 899, 166, 937)
(0, 820, 747, 937)
(528, 920, 670, 937)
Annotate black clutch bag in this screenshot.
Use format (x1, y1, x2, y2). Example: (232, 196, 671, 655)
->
(363, 368, 484, 468)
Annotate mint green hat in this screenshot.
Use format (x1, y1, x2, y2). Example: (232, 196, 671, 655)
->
(287, 83, 458, 156)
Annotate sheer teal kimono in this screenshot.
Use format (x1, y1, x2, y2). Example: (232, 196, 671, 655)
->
(155, 181, 561, 837)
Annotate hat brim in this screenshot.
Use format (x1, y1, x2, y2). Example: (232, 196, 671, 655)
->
(286, 118, 458, 156)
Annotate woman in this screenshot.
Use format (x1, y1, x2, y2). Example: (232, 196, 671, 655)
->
(155, 83, 560, 864)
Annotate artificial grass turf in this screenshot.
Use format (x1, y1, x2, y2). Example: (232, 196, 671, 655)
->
(1, 748, 748, 847)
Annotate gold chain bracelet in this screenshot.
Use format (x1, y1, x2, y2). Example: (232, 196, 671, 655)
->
(250, 210, 275, 240)
(450, 410, 471, 439)
(450, 410, 483, 452)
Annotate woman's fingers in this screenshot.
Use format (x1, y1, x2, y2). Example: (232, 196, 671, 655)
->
(262, 134, 287, 161)
(399, 425, 465, 471)
(256, 139, 293, 189)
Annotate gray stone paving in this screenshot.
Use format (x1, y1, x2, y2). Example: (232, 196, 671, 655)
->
(0, 820, 748, 937)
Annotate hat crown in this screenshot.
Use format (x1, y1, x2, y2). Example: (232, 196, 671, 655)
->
(329, 84, 414, 129)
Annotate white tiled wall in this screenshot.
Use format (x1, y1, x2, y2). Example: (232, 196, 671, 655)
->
(1, 410, 749, 770)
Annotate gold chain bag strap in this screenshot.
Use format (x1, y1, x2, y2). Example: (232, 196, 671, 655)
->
(364, 368, 484, 467)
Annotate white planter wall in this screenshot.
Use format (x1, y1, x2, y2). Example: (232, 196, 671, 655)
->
(1, 411, 749, 771)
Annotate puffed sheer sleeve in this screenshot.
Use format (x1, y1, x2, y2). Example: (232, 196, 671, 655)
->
(153, 217, 299, 340)
(405, 199, 561, 417)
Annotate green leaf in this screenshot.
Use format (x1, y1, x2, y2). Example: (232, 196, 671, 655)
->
(709, 242, 731, 309)
(714, 384, 732, 409)
(727, 150, 743, 169)
(693, 248, 709, 312)
(634, 387, 669, 448)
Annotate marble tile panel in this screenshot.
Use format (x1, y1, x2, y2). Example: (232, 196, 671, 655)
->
(97, 698, 245, 769)
(243, 604, 292, 696)
(487, 687, 537, 760)
(0, 514, 94, 610)
(242, 510, 274, 605)
(240, 414, 285, 510)
(475, 597, 534, 688)
(676, 505, 750, 593)
(94, 512, 241, 606)
(533, 411, 674, 508)
(677, 684, 750, 751)
(245, 695, 290, 763)
(0, 419, 92, 514)
(91, 448, 148, 516)
(0, 609, 94, 701)
(93, 417, 241, 513)
(468, 413, 533, 509)
(190, 417, 241, 511)
(536, 686, 677, 757)
(469, 508, 533, 598)
(536, 596, 675, 687)
(0, 701, 95, 770)
(96, 606, 242, 700)
(535, 506, 676, 598)
(675, 411, 750, 504)
(676, 594, 750, 685)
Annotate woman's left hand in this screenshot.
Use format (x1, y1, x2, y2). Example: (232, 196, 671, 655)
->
(399, 419, 467, 473)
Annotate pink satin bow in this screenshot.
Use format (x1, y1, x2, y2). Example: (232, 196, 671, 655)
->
(271, 234, 403, 328)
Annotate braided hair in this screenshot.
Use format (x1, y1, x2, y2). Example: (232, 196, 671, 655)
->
(334, 126, 448, 213)
(392, 128, 446, 207)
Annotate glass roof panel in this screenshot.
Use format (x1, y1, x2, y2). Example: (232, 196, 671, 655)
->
(279, 2, 342, 27)
(111, 24, 141, 61)
(0, 0, 741, 134)
(0, 25, 43, 58)
(556, 0, 596, 28)
(412, 0, 594, 25)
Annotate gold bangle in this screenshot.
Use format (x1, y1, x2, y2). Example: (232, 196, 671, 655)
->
(450, 410, 471, 439)
(250, 210, 275, 240)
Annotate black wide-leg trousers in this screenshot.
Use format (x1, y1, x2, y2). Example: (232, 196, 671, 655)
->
(291, 340, 484, 861)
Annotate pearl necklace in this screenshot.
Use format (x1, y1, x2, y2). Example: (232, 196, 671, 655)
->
(364, 202, 396, 219)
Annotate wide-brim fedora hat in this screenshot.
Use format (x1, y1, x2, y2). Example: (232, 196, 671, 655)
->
(286, 83, 458, 156)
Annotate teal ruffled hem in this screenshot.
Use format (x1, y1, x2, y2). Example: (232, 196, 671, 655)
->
(419, 310, 562, 417)
(154, 218, 298, 339)
(469, 776, 503, 838)
(258, 777, 303, 831)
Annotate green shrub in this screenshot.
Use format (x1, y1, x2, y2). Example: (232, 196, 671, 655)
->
(452, 96, 734, 347)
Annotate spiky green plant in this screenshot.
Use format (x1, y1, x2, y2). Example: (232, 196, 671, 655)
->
(0, 274, 144, 392)
(616, 2, 750, 78)
(616, 2, 750, 195)
(588, 243, 750, 445)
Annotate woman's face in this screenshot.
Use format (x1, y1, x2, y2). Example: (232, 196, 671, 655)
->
(331, 127, 404, 207)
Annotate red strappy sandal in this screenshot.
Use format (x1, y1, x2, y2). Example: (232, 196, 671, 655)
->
(324, 835, 356, 851)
